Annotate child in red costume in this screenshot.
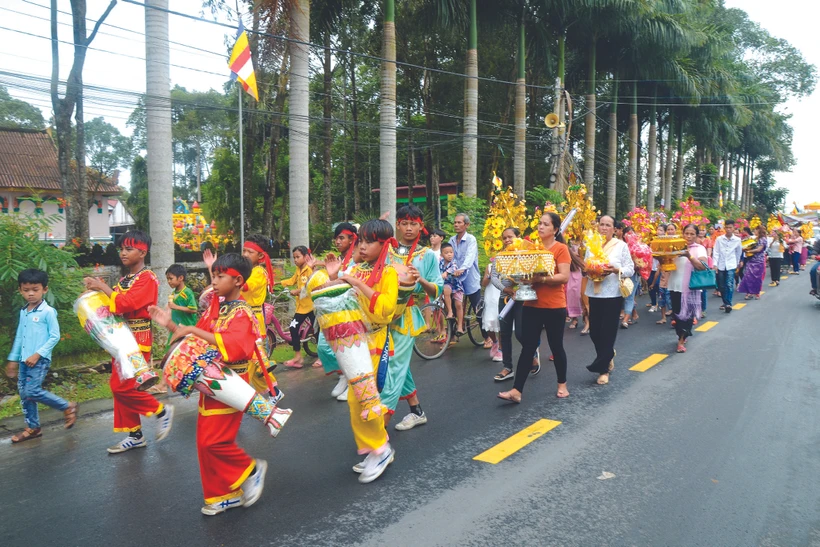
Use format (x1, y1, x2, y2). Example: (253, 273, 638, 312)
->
(151, 253, 273, 516)
(83, 230, 174, 454)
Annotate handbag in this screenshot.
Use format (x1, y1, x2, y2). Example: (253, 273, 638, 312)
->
(619, 272, 634, 298)
(689, 261, 716, 290)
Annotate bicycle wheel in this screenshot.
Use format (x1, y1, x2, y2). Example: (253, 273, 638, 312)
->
(465, 298, 486, 347)
(413, 302, 451, 360)
(265, 328, 277, 359)
(300, 320, 319, 357)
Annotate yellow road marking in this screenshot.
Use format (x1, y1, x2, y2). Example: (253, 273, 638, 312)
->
(474, 419, 561, 464)
(695, 321, 719, 332)
(732, 303, 747, 309)
(629, 353, 668, 372)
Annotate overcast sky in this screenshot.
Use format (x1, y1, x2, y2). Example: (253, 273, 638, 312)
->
(1, 0, 817, 210)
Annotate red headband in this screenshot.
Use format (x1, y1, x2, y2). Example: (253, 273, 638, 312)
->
(122, 238, 149, 252)
(214, 267, 244, 278)
(243, 241, 275, 291)
(341, 232, 358, 270)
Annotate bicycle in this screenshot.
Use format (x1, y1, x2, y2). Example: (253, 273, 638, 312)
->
(413, 295, 484, 360)
(263, 289, 318, 359)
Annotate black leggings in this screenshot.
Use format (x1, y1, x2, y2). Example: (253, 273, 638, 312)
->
(289, 312, 315, 352)
(670, 291, 694, 341)
(498, 297, 524, 370)
(514, 307, 567, 393)
(769, 257, 782, 282)
(586, 297, 623, 374)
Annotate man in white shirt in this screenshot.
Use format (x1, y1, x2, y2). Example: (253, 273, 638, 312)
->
(713, 219, 742, 313)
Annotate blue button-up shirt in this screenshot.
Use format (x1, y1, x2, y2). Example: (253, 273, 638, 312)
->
(7, 300, 61, 362)
(449, 232, 481, 295)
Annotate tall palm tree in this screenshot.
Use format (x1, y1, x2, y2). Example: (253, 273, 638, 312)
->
(664, 111, 674, 208)
(514, 15, 526, 197)
(627, 81, 638, 210)
(380, 0, 397, 220)
(606, 75, 618, 217)
(583, 38, 596, 196)
(289, 0, 310, 248)
(646, 87, 658, 212)
(145, 0, 174, 299)
(462, 0, 478, 198)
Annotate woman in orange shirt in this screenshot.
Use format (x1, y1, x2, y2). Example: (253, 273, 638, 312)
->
(498, 213, 571, 403)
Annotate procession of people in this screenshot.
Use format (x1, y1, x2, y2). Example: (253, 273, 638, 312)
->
(5, 185, 818, 518)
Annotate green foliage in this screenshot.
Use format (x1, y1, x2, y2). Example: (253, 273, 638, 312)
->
(441, 195, 488, 236)
(0, 215, 85, 327)
(526, 187, 565, 208)
(85, 117, 132, 180)
(0, 85, 45, 130)
(0, 372, 112, 416)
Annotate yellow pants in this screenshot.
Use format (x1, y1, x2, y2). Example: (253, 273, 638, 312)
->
(347, 327, 390, 454)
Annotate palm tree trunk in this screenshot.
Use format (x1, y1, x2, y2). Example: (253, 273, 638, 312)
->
(664, 113, 674, 209)
(583, 38, 596, 197)
(322, 33, 333, 221)
(748, 159, 755, 210)
(606, 75, 618, 217)
(627, 82, 638, 211)
(514, 19, 526, 197)
(289, 0, 310, 248)
(674, 118, 684, 201)
(734, 156, 740, 205)
(145, 0, 173, 300)
(462, 0, 478, 197)
(380, 0, 397, 220)
(646, 91, 658, 212)
(350, 55, 361, 215)
(263, 56, 289, 235)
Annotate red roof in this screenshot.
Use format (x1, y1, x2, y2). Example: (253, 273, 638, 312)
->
(0, 128, 121, 194)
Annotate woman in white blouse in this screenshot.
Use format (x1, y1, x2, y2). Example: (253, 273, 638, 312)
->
(585, 215, 635, 385)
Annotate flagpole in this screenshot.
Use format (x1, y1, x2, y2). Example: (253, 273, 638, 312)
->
(238, 82, 245, 245)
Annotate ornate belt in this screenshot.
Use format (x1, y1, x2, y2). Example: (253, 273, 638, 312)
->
(251, 305, 263, 313)
(126, 319, 151, 332)
(224, 360, 249, 374)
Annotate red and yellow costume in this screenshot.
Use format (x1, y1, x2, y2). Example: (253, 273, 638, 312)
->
(346, 262, 399, 454)
(109, 268, 163, 432)
(196, 299, 262, 504)
(242, 241, 275, 337)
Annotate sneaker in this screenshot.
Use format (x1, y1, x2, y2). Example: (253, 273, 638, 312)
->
(395, 411, 427, 431)
(331, 375, 348, 398)
(491, 353, 503, 362)
(336, 387, 349, 401)
(648, 306, 658, 313)
(353, 450, 395, 474)
(156, 404, 174, 442)
(533, 348, 541, 369)
(241, 459, 267, 508)
(201, 496, 243, 516)
(725, 305, 732, 314)
(358, 444, 395, 483)
(530, 363, 542, 376)
(270, 387, 285, 406)
(107, 435, 147, 454)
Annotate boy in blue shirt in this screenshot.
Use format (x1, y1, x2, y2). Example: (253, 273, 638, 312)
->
(5, 269, 78, 443)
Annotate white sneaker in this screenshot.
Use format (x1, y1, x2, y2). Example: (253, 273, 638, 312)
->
(336, 387, 349, 401)
(358, 444, 394, 483)
(353, 450, 395, 474)
(201, 497, 243, 516)
(648, 306, 658, 313)
(331, 375, 348, 398)
(241, 459, 267, 508)
(155, 404, 174, 442)
(492, 353, 503, 362)
(394, 412, 427, 431)
(107, 435, 147, 454)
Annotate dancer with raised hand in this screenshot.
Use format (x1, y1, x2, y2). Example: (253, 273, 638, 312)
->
(386, 205, 443, 431)
(323, 219, 401, 483)
(280, 246, 315, 368)
(150, 253, 282, 515)
(82, 231, 174, 453)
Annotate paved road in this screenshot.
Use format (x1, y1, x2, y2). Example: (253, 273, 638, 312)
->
(2, 272, 820, 547)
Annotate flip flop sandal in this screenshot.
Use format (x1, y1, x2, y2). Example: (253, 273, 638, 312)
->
(64, 402, 79, 429)
(530, 363, 542, 376)
(494, 369, 514, 382)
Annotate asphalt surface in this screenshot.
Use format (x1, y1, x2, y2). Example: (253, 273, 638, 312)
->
(2, 270, 820, 547)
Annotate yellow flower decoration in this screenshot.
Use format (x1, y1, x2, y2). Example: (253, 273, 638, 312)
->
(493, 239, 504, 251)
(484, 240, 492, 252)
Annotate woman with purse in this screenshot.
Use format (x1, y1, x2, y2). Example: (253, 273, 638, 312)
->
(668, 224, 709, 354)
(585, 215, 634, 386)
(738, 224, 769, 299)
